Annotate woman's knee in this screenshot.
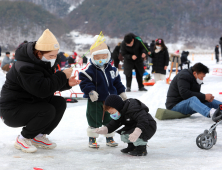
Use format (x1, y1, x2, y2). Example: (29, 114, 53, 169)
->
(51, 96, 67, 111)
(40, 104, 56, 121)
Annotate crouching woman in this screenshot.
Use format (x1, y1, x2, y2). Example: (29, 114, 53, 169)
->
(0, 29, 81, 153)
(95, 94, 156, 156)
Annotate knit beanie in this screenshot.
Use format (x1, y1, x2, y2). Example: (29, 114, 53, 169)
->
(105, 94, 124, 112)
(35, 29, 60, 51)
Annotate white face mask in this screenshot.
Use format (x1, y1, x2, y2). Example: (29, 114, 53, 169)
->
(156, 46, 161, 49)
(196, 73, 203, 85)
(41, 56, 56, 67)
(196, 78, 203, 85)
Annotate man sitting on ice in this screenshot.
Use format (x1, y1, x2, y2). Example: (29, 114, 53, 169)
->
(166, 62, 222, 118)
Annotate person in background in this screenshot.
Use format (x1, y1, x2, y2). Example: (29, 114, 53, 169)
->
(58, 52, 68, 67)
(72, 51, 78, 61)
(1, 52, 15, 72)
(215, 45, 219, 64)
(148, 38, 169, 82)
(150, 40, 155, 53)
(219, 36, 222, 57)
(121, 33, 147, 92)
(112, 42, 121, 68)
(82, 55, 88, 64)
(180, 51, 190, 70)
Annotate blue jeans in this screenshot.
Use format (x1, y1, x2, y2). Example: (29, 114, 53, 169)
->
(171, 96, 222, 117)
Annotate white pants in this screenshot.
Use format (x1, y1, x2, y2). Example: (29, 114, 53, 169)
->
(154, 73, 166, 82)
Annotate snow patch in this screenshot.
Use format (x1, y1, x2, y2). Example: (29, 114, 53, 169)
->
(68, 5, 76, 13)
(140, 81, 169, 116)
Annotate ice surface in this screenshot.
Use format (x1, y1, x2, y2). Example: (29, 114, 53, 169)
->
(0, 55, 222, 170)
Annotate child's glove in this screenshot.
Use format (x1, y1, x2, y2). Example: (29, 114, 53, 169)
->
(128, 127, 142, 142)
(94, 126, 108, 134)
(119, 92, 127, 101)
(89, 90, 99, 102)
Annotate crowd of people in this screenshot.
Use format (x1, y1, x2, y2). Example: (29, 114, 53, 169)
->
(0, 29, 222, 158)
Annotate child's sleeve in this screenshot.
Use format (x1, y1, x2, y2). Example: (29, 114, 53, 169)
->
(106, 119, 122, 133)
(132, 110, 150, 133)
(113, 68, 126, 95)
(79, 72, 96, 94)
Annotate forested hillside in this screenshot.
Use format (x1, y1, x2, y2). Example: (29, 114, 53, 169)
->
(0, 0, 84, 17)
(67, 0, 222, 44)
(0, 1, 73, 50)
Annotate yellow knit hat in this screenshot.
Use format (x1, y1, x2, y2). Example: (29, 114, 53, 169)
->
(35, 29, 60, 51)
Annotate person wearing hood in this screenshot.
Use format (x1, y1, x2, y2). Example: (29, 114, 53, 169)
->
(95, 94, 156, 156)
(166, 63, 222, 118)
(0, 29, 81, 153)
(1, 52, 15, 72)
(79, 36, 126, 148)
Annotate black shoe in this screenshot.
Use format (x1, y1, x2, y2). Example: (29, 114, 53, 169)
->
(121, 143, 135, 153)
(126, 87, 131, 92)
(139, 87, 147, 91)
(129, 145, 147, 156)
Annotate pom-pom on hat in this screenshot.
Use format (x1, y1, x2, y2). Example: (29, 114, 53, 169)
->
(35, 29, 60, 51)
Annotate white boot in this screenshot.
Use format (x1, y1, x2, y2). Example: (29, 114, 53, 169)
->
(31, 134, 56, 149)
(14, 135, 37, 153)
(209, 108, 216, 118)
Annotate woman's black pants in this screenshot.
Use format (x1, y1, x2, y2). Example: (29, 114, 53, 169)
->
(1, 96, 66, 139)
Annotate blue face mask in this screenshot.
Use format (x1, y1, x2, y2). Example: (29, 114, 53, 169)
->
(94, 59, 107, 67)
(110, 111, 121, 120)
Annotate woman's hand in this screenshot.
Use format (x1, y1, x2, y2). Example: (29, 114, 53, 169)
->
(63, 68, 73, 79)
(164, 66, 168, 70)
(68, 75, 81, 87)
(148, 51, 151, 55)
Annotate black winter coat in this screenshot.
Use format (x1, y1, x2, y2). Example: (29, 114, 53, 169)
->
(181, 51, 189, 63)
(0, 42, 71, 110)
(149, 49, 169, 74)
(121, 33, 146, 77)
(112, 45, 121, 60)
(219, 37, 222, 45)
(150, 41, 155, 53)
(106, 99, 156, 141)
(68, 56, 75, 64)
(165, 67, 206, 110)
(215, 47, 219, 54)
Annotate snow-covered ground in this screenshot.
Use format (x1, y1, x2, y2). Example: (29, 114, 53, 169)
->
(1, 55, 222, 170)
